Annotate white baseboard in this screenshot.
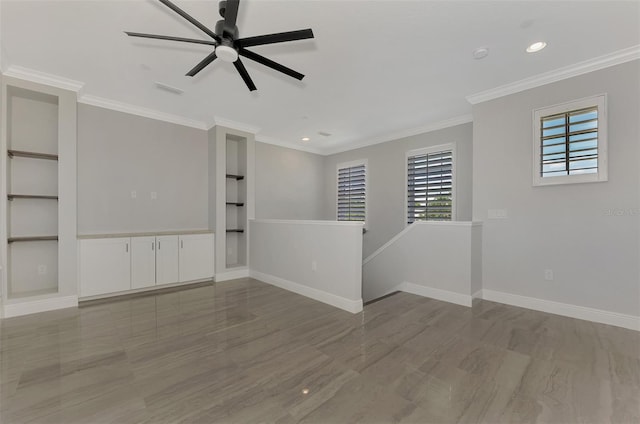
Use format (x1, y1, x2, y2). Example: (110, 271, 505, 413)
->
(216, 268, 250, 282)
(400, 282, 473, 307)
(250, 270, 363, 313)
(480, 289, 640, 331)
(3, 295, 78, 318)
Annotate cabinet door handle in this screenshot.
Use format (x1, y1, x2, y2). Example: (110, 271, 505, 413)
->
(158, 241, 161, 249)
(126, 243, 129, 253)
(152, 241, 154, 251)
(181, 240, 183, 249)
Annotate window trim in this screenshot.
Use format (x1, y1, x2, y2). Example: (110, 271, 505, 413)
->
(404, 143, 456, 227)
(336, 159, 368, 227)
(532, 94, 608, 187)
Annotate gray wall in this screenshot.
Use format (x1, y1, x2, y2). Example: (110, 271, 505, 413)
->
(473, 60, 639, 316)
(323, 123, 474, 258)
(255, 142, 325, 220)
(77, 104, 208, 234)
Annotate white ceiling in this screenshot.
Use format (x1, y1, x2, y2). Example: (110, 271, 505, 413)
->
(1, 0, 639, 154)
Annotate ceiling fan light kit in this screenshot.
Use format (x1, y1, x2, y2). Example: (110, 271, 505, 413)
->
(125, 0, 314, 91)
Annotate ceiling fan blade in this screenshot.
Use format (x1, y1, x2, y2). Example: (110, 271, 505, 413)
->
(223, 0, 240, 36)
(233, 58, 257, 91)
(239, 48, 304, 80)
(236, 29, 314, 48)
(186, 51, 218, 77)
(125, 31, 216, 46)
(158, 0, 220, 42)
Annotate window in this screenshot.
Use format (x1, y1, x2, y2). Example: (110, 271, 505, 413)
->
(406, 144, 455, 224)
(337, 160, 366, 223)
(533, 94, 607, 186)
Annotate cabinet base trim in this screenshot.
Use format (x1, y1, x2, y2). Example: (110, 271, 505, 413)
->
(79, 279, 213, 302)
(3, 295, 78, 318)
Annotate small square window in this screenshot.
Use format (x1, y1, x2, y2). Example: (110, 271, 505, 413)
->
(533, 94, 607, 186)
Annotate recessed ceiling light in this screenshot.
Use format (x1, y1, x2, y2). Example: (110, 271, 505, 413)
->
(473, 47, 489, 60)
(301, 137, 310, 142)
(526, 41, 547, 53)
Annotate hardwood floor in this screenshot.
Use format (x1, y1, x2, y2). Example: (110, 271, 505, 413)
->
(1, 278, 638, 423)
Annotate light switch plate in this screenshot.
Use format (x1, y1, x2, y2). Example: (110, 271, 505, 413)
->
(488, 209, 508, 219)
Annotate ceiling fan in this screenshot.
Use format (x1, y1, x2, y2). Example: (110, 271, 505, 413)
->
(125, 0, 314, 91)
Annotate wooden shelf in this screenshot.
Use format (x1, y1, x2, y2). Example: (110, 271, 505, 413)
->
(8, 150, 58, 161)
(225, 229, 244, 233)
(8, 236, 58, 243)
(225, 202, 245, 206)
(225, 174, 244, 181)
(8, 194, 59, 201)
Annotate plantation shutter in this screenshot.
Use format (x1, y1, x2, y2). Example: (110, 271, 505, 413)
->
(541, 106, 598, 177)
(407, 150, 453, 223)
(337, 163, 366, 222)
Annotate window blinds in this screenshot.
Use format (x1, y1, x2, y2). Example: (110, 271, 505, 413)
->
(407, 151, 453, 223)
(337, 163, 366, 222)
(541, 106, 598, 177)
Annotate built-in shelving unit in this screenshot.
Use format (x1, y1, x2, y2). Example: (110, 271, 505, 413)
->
(8, 149, 58, 161)
(0, 75, 79, 316)
(8, 236, 59, 243)
(225, 174, 245, 181)
(8, 194, 59, 200)
(209, 126, 254, 281)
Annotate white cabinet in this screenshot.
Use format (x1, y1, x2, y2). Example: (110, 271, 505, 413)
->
(156, 235, 179, 285)
(131, 236, 156, 289)
(80, 238, 131, 297)
(79, 232, 213, 298)
(179, 234, 215, 282)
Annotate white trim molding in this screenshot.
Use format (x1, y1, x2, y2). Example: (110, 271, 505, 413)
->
(4, 65, 84, 93)
(3, 295, 78, 318)
(215, 267, 250, 282)
(255, 135, 325, 155)
(210, 116, 260, 134)
(480, 289, 640, 331)
(400, 281, 473, 307)
(79, 95, 208, 130)
(250, 270, 363, 313)
(323, 114, 473, 156)
(466, 45, 640, 105)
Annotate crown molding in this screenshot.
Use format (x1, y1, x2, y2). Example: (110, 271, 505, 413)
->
(255, 135, 326, 155)
(79, 95, 208, 130)
(466, 45, 640, 105)
(210, 116, 261, 134)
(3, 65, 84, 93)
(321, 114, 474, 156)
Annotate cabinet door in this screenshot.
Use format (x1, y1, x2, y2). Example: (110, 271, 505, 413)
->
(179, 234, 214, 282)
(80, 238, 131, 297)
(156, 235, 179, 285)
(131, 236, 156, 289)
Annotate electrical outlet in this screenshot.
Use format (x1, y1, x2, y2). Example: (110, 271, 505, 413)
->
(151, 191, 157, 200)
(311, 260, 317, 271)
(37, 265, 47, 275)
(131, 190, 137, 199)
(544, 269, 554, 281)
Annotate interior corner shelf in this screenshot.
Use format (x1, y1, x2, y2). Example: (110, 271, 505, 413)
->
(226, 229, 244, 233)
(225, 202, 245, 206)
(8, 150, 59, 161)
(8, 236, 59, 243)
(225, 174, 245, 181)
(8, 194, 59, 201)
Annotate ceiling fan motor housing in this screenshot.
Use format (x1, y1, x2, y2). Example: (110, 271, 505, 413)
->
(215, 19, 239, 39)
